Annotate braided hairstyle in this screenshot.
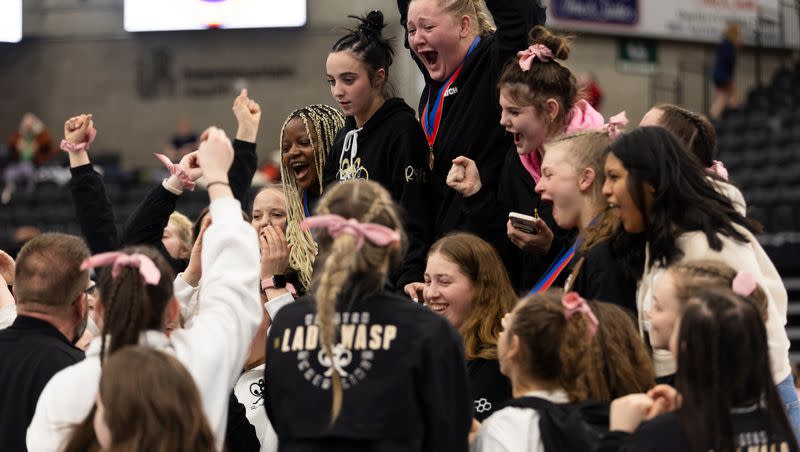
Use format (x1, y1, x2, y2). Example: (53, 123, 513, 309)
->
(668, 259, 769, 321)
(279, 105, 345, 290)
(312, 180, 406, 424)
(652, 104, 717, 168)
(332, 10, 396, 98)
(96, 246, 175, 361)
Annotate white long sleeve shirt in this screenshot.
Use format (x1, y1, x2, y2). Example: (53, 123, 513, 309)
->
(27, 197, 262, 452)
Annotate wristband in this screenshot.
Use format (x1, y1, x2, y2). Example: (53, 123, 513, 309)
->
(155, 153, 196, 191)
(262, 275, 297, 296)
(60, 128, 97, 153)
(206, 181, 230, 190)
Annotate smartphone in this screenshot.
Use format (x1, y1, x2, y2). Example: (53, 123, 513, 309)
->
(509, 211, 539, 234)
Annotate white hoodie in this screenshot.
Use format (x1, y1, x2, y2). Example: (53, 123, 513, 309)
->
(27, 197, 261, 452)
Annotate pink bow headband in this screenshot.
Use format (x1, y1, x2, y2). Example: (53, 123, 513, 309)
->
(706, 160, 729, 181)
(301, 214, 400, 250)
(561, 292, 599, 338)
(154, 153, 196, 191)
(732, 271, 757, 297)
(518, 44, 554, 72)
(60, 128, 97, 153)
(80, 252, 162, 286)
(602, 111, 628, 141)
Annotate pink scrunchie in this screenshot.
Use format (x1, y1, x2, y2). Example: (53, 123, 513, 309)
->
(301, 214, 400, 251)
(562, 292, 599, 338)
(602, 111, 628, 141)
(518, 44, 554, 72)
(60, 128, 97, 153)
(732, 271, 757, 297)
(80, 252, 162, 285)
(706, 160, 729, 181)
(154, 153, 196, 191)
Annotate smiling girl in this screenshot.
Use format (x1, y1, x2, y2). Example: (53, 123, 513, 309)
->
(601, 127, 796, 433)
(422, 232, 517, 421)
(279, 105, 344, 291)
(324, 10, 432, 288)
(397, 0, 546, 239)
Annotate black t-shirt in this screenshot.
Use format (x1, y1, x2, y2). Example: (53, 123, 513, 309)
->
(468, 358, 512, 422)
(600, 409, 795, 452)
(265, 291, 472, 452)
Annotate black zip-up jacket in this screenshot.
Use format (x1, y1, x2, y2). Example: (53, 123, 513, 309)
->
(462, 147, 574, 293)
(265, 290, 472, 452)
(397, 0, 546, 239)
(323, 98, 433, 289)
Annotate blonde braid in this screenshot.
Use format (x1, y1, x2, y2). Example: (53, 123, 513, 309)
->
(312, 181, 405, 424)
(280, 105, 345, 290)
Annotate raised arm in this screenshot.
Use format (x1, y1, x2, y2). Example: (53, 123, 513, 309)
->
(169, 127, 261, 444)
(230, 88, 262, 203)
(486, 0, 547, 71)
(64, 114, 121, 254)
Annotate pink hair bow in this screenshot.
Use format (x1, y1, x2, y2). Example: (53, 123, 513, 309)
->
(602, 111, 628, 141)
(154, 153, 196, 191)
(301, 214, 400, 250)
(60, 128, 97, 153)
(732, 271, 757, 297)
(517, 44, 553, 72)
(561, 292, 599, 338)
(706, 160, 729, 181)
(80, 252, 162, 286)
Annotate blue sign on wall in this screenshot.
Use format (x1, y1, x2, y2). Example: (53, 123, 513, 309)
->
(551, 0, 638, 25)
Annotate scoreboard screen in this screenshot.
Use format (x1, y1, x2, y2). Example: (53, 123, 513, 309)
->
(124, 0, 307, 32)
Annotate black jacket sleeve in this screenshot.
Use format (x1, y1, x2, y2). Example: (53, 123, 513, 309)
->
(120, 183, 188, 273)
(225, 392, 261, 452)
(486, 0, 547, 70)
(415, 319, 472, 452)
(230, 139, 258, 205)
(389, 124, 434, 289)
(121, 138, 255, 274)
(68, 164, 120, 254)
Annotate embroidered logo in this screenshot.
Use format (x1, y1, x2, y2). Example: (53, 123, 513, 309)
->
(444, 86, 459, 97)
(474, 398, 492, 413)
(337, 156, 369, 181)
(276, 312, 398, 391)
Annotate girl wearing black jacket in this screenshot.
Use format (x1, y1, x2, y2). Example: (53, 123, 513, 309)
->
(323, 11, 432, 290)
(534, 127, 637, 314)
(265, 181, 472, 452)
(397, 0, 546, 240)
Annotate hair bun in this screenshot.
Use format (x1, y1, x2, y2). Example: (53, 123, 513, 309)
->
(529, 25, 572, 61)
(361, 10, 385, 35)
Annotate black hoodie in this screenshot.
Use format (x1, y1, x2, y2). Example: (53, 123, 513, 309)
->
(323, 98, 432, 289)
(264, 291, 472, 452)
(397, 0, 547, 239)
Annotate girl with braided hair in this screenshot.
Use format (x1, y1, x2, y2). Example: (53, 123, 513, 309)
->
(279, 104, 344, 291)
(324, 10, 433, 290)
(265, 180, 472, 451)
(640, 103, 746, 215)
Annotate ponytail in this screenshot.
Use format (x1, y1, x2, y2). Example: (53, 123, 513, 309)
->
(96, 247, 175, 361)
(510, 289, 595, 401)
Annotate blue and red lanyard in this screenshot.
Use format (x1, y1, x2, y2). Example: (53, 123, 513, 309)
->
(529, 243, 576, 294)
(421, 37, 480, 167)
